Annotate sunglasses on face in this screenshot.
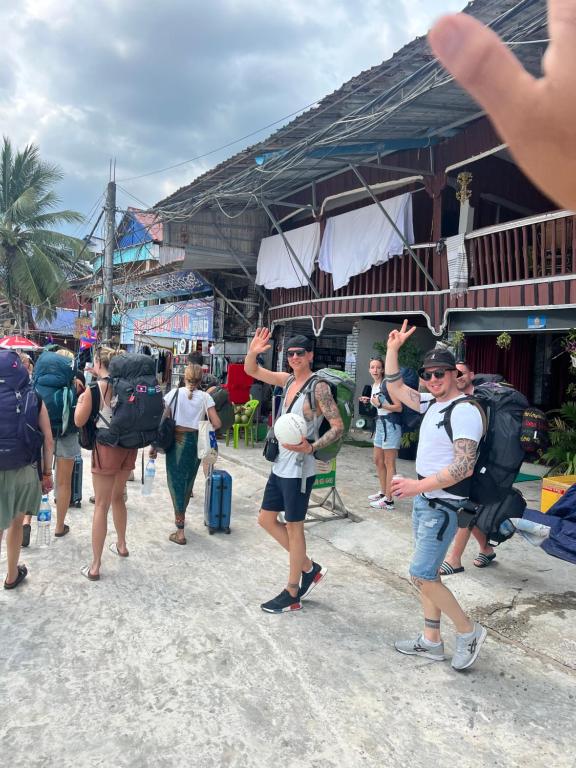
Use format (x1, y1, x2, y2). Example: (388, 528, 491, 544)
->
(418, 367, 456, 381)
(286, 349, 307, 358)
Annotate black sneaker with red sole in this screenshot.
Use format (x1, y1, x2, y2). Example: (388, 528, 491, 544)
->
(261, 589, 302, 613)
(299, 562, 327, 600)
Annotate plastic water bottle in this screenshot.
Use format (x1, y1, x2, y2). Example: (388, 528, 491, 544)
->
(36, 495, 52, 547)
(141, 459, 156, 497)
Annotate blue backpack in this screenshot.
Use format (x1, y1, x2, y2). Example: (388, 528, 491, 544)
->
(0, 350, 44, 470)
(32, 351, 78, 438)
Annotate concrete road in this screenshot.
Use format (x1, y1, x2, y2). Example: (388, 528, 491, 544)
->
(1, 451, 575, 768)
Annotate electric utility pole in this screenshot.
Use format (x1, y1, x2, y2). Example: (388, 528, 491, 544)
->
(102, 177, 116, 344)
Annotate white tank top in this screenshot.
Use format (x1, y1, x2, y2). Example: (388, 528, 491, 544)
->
(272, 376, 321, 480)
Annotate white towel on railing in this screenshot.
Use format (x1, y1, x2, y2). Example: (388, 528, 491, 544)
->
(445, 233, 468, 296)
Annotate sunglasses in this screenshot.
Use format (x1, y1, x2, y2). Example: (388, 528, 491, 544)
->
(418, 367, 456, 381)
(286, 349, 307, 358)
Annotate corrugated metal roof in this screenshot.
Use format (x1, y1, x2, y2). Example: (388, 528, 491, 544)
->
(155, 0, 546, 217)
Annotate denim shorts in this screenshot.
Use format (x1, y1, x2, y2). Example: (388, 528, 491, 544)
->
(54, 432, 80, 459)
(373, 418, 402, 450)
(409, 494, 459, 581)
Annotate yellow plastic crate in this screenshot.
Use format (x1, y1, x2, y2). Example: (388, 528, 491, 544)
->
(541, 475, 576, 513)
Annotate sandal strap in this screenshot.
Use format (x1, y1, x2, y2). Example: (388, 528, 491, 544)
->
(475, 553, 495, 566)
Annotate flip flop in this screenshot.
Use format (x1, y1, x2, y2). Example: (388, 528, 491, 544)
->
(474, 552, 496, 568)
(55, 524, 70, 538)
(438, 561, 465, 576)
(169, 532, 187, 545)
(109, 542, 129, 558)
(80, 565, 100, 581)
(4, 564, 28, 590)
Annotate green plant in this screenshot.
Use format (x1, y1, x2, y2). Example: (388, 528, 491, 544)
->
(496, 332, 512, 350)
(373, 338, 423, 370)
(400, 430, 419, 448)
(562, 328, 576, 355)
(0, 137, 84, 329)
(542, 401, 576, 475)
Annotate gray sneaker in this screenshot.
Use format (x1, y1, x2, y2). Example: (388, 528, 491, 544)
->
(451, 622, 487, 671)
(394, 633, 445, 661)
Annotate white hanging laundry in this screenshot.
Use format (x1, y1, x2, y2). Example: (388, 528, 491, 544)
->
(318, 192, 414, 290)
(445, 233, 469, 296)
(256, 221, 320, 289)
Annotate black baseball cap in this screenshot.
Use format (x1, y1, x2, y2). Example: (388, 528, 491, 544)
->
(285, 334, 313, 351)
(421, 347, 456, 369)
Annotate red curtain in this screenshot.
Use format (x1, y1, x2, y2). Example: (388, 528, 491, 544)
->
(465, 335, 534, 399)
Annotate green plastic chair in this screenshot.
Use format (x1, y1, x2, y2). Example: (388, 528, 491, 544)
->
(226, 399, 259, 448)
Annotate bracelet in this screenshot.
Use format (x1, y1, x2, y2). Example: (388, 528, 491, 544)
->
(385, 371, 403, 383)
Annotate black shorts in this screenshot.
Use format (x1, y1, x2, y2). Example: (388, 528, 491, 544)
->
(261, 473, 316, 522)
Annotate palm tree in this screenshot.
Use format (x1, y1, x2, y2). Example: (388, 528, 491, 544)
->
(0, 136, 85, 330)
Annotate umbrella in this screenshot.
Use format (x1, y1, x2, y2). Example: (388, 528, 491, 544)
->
(0, 335, 42, 350)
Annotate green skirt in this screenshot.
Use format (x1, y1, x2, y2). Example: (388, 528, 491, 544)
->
(166, 431, 201, 515)
(0, 464, 42, 529)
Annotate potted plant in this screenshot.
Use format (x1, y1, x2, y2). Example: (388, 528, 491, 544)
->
(450, 330, 466, 359)
(542, 401, 576, 475)
(496, 332, 512, 351)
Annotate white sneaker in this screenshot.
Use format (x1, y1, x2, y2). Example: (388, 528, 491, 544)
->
(395, 634, 445, 661)
(370, 496, 393, 509)
(368, 492, 385, 502)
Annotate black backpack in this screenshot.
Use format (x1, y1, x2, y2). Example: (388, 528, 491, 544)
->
(78, 382, 101, 450)
(437, 381, 529, 504)
(380, 367, 421, 434)
(96, 354, 164, 449)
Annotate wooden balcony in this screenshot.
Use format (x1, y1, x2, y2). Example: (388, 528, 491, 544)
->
(268, 210, 576, 333)
(467, 210, 575, 285)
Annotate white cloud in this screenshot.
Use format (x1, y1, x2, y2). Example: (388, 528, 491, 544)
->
(0, 0, 468, 228)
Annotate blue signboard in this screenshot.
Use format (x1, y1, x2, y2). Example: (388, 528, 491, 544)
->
(33, 308, 78, 336)
(527, 316, 546, 329)
(120, 298, 213, 344)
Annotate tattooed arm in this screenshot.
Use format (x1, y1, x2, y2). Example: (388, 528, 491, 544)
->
(390, 438, 478, 499)
(311, 380, 344, 452)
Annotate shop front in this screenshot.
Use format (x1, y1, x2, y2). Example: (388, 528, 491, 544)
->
(120, 298, 214, 390)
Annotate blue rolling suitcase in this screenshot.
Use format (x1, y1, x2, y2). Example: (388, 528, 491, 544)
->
(204, 468, 232, 534)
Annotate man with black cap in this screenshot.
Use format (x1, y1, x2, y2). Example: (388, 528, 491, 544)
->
(384, 320, 488, 671)
(245, 328, 343, 614)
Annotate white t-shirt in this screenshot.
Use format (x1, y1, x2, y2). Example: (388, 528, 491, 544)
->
(416, 393, 484, 499)
(164, 388, 215, 430)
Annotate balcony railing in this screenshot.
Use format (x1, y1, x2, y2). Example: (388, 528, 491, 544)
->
(272, 244, 440, 306)
(271, 210, 576, 307)
(466, 209, 575, 286)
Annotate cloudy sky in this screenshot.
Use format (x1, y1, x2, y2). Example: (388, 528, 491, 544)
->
(0, 0, 464, 236)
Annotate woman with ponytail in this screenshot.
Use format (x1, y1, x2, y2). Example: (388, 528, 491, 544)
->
(154, 364, 220, 544)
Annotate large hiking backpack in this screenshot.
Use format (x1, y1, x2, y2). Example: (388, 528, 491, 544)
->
(438, 381, 529, 504)
(96, 354, 164, 449)
(32, 351, 78, 438)
(304, 368, 355, 461)
(209, 385, 236, 431)
(0, 350, 44, 470)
